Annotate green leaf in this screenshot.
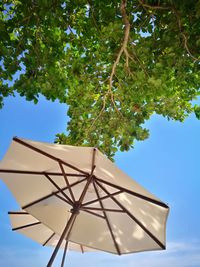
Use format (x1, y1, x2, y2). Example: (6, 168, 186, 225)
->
(194, 105, 200, 120)
(0, 0, 200, 159)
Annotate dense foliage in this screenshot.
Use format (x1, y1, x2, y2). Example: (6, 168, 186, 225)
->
(1, 0, 200, 158)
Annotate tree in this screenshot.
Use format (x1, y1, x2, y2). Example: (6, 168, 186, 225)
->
(1, 0, 200, 159)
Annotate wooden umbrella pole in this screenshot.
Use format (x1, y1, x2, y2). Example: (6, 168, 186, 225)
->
(46, 177, 95, 267)
(60, 210, 77, 267)
(61, 240, 68, 267)
(46, 147, 97, 267)
(46, 212, 77, 267)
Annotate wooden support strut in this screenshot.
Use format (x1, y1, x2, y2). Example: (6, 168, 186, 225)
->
(58, 161, 76, 203)
(93, 181, 121, 255)
(43, 172, 74, 205)
(22, 177, 87, 210)
(81, 209, 105, 219)
(43, 233, 55, 247)
(82, 190, 122, 207)
(12, 222, 41, 231)
(80, 207, 125, 213)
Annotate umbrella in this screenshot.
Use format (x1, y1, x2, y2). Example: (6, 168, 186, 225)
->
(0, 137, 169, 266)
(9, 210, 97, 266)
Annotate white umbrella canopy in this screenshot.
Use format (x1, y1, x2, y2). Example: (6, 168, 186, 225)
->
(9, 211, 97, 267)
(9, 211, 96, 252)
(0, 137, 169, 266)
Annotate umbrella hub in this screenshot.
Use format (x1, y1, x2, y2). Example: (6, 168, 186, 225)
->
(70, 201, 80, 214)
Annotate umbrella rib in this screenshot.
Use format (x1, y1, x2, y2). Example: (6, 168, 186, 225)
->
(95, 176, 169, 209)
(43, 173, 73, 205)
(43, 233, 56, 246)
(93, 181, 121, 255)
(12, 222, 41, 231)
(96, 180, 166, 250)
(59, 161, 76, 203)
(81, 207, 125, 213)
(81, 209, 105, 219)
(78, 173, 95, 205)
(0, 169, 85, 177)
(82, 190, 122, 207)
(22, 177, 87, 210)
(13, 137, 88, 175)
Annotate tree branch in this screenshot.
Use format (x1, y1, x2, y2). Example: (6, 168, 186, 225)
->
(90, 0, 134, 129)
(172, 5, 199, 62)
(85, 0, 151, 134)
(138, 0, 170, 10)
(129, 45, 150, 78)
(108, 0, 131, 117)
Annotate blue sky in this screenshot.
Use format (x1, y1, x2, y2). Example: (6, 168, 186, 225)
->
(0, 94, 200, 267)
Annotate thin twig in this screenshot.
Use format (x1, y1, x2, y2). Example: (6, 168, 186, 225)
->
(129, 44, 150, 78)
(88, 1, 101, 34)
(181, 33, 199, 62)
(90, 93, 108, 129)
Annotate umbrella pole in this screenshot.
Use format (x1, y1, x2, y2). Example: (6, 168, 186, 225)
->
(46, 148, 96, 267)
(61, 240, 68, 267)
(46, 212, 77, 267)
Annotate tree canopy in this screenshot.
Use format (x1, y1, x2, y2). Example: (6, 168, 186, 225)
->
(1, 0, 200, 158)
